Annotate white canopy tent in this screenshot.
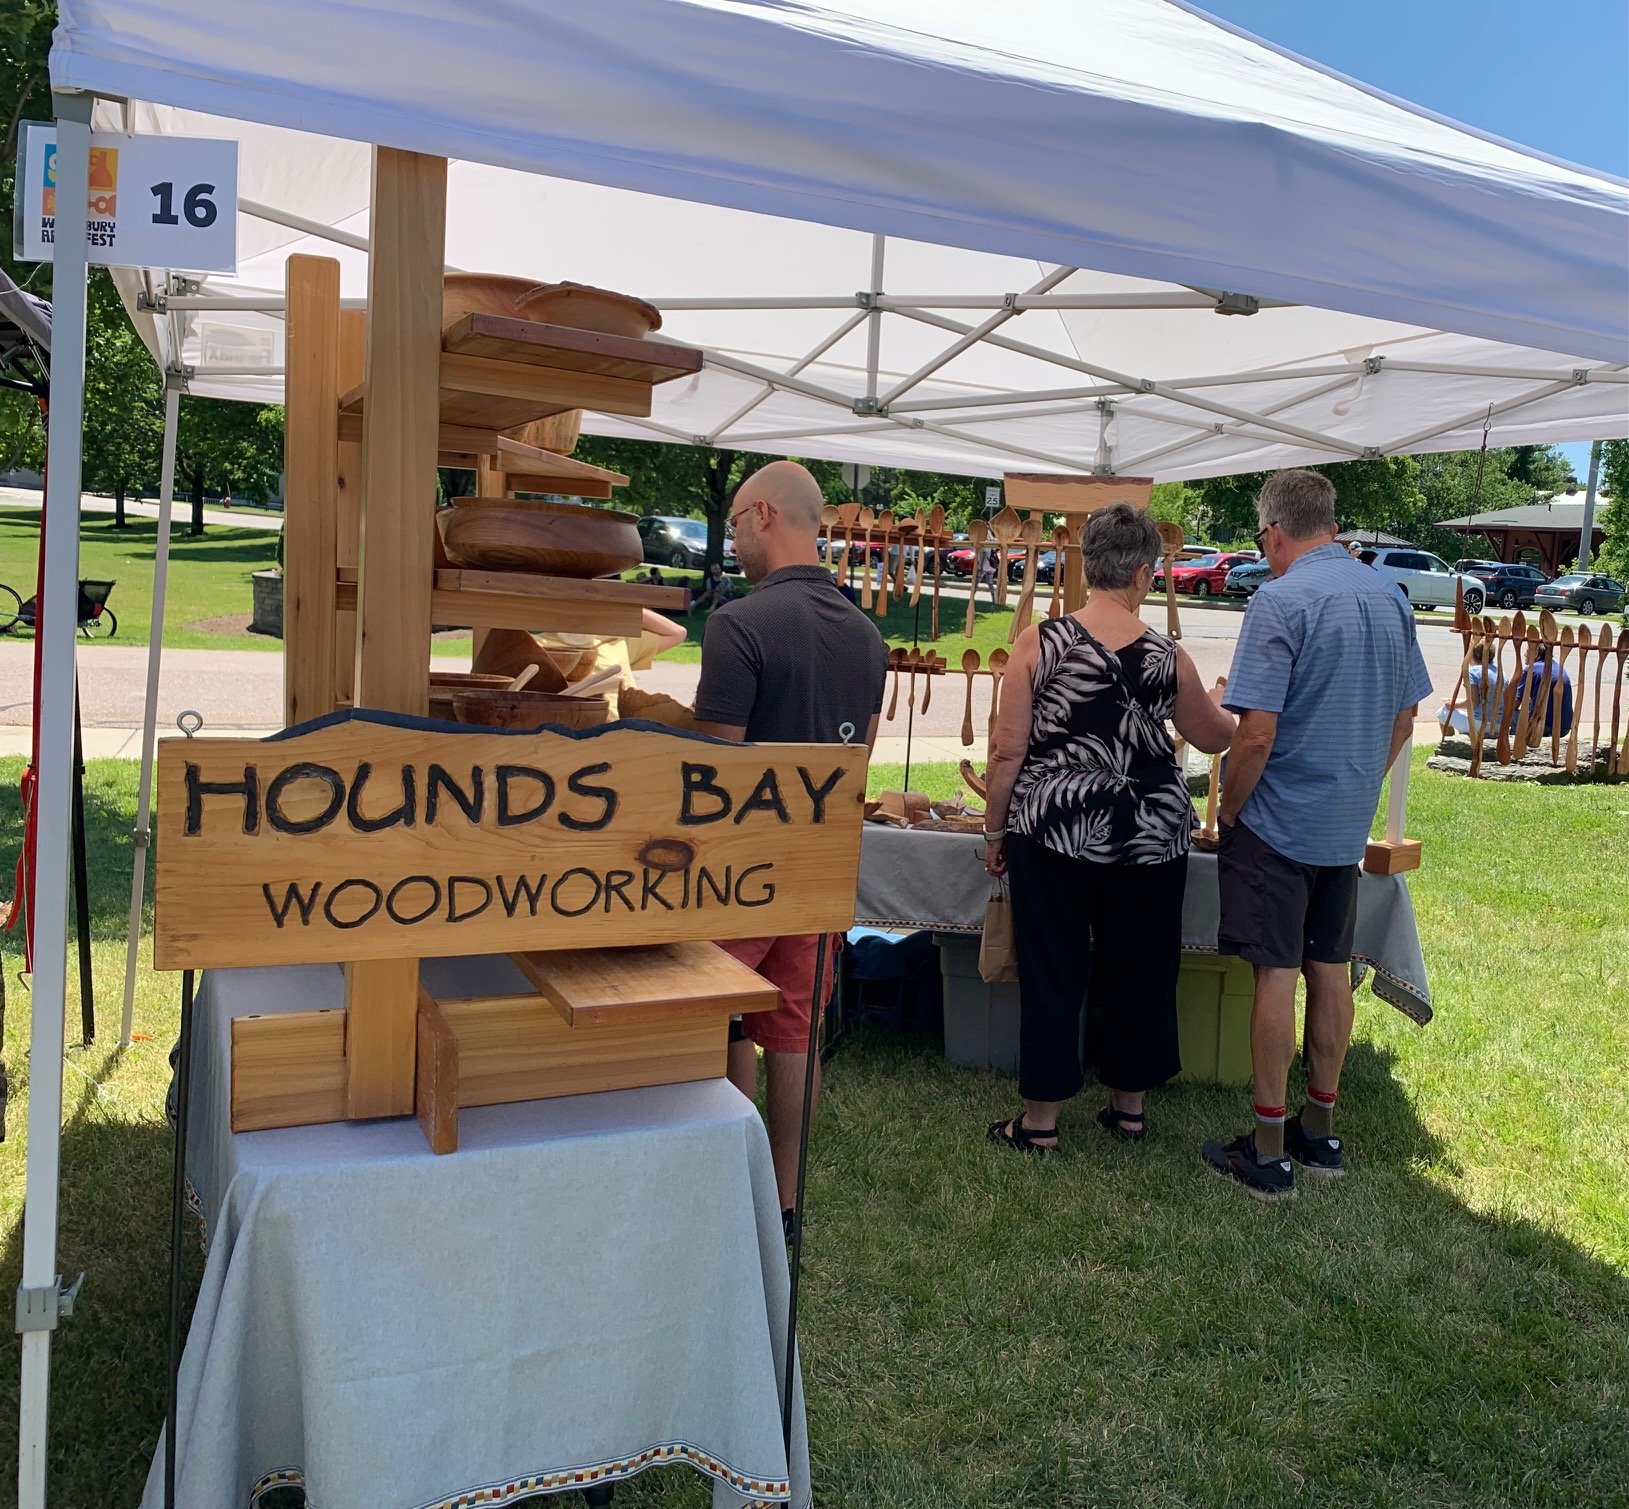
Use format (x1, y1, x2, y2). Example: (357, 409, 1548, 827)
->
(21, 1, 1629, 1501)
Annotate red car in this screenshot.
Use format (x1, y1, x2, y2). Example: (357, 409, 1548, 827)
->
(945, 546, 1025, 578)
(1157, 550, 1260, 598)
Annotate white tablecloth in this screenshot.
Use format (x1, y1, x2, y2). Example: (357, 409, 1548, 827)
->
(855, 826, 1433, 1024)
(144, 958, 809, 1509)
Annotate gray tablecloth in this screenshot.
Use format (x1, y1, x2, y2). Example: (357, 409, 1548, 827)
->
(144, 957, 809, 1509)
(855, 826, 1432, 1024)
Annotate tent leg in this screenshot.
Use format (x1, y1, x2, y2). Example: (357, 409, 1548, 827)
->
(17, 89, 93, 1509)
(120, 382, 180, 1046)
(72, 683, 93, 1044)
(164, 968, 197, 1509)
(782, 933, 827, 1461)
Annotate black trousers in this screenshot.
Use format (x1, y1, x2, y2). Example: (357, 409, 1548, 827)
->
(1005, 833, 1187, 1103)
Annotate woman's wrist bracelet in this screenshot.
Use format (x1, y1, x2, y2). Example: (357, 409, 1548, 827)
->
(982, 827, 1007, 841)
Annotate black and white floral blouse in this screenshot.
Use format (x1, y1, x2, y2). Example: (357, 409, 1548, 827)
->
(1008, 616, 1191, 865)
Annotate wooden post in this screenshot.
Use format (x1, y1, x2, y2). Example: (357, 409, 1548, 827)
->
(334, 311, 366, 706)
(344, 147, 447, 1119)
(469, 457, 508, 666)
(282, 255, 342, 727)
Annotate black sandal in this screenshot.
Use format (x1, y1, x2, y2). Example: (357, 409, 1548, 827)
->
(987, 1115, 1060, 1156)
(1096, 1105, 1147, 1142)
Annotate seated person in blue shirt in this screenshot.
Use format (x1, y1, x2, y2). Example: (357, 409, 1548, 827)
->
(1437, 639, 1504, 738)
(1517, 643, 1573, 738)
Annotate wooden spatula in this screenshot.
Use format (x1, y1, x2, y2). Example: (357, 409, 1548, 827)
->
(1528, 610, 1559, 752)
(986, 646, 1009, 746)
(960, 648, 980, 747)
(964, 520, 988, 637)
(926, 505, 946, 637)
(1590, 625, 1614, 776)
(1550, 625, 1574, 765)
(1504, 613, 1530, 762)
(857, 506, 876, 611)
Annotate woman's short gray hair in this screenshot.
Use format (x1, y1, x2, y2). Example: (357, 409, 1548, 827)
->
(1257, 469, 1336, 540)
(1081, 503, 1160, 590)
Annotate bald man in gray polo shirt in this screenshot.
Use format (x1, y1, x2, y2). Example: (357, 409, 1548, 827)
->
(693, 461, 888, 1232)
(1203, 469, 1432, 1203)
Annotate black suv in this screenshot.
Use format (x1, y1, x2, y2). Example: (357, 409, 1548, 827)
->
(1456, 560, 1549, 610)
(637, 514, 739, 571)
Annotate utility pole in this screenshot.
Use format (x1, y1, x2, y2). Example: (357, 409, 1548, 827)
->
(1578, 440, 1602, 570)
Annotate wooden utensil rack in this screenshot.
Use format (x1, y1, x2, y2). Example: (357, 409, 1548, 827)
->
(160, 148, 865, 1155)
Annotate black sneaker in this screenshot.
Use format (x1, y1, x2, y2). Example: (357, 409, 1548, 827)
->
(1201, 1131, 1296, 1203)
(1285, 1114, 1345, 1179)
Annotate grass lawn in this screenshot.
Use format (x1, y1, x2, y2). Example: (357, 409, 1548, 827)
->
(0, 508, 475, 657)
(1, 758, 1625, 1505)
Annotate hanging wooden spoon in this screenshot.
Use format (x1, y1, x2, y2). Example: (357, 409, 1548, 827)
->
(857, 505, 876, 611)
(926, 505, 946, 638)
(960, 647, 980, 747)
(1048, 526, 1068, 619)
(1503, 613, 1530, 762)
(986, 646, 1009, 746)
(1469, 618, 1495, 779)
(990, 506, 1022, 606)
(872, 509, 895, 616)
(835, 501, 861, 585)
(1566, 625, 1590, 774)
(1155, 521, 1184, 641)
(909, 510, 930, 606)
(1007, 517, 1044, 643)
(894, 513, 916, 603)
(920, 652, 935, 712)
(885, 647, 903, 720)
(820, 503, 840, 572)
(1590, 625, 1614, 776)
(1549, 625, 1575, 765)
(964, 520, 988, 637)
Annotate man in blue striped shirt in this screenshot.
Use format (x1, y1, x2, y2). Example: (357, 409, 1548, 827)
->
(1203, 470, 1432, 1202)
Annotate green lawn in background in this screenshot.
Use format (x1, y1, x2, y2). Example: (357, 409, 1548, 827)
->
(2, 765, 1624, 1502)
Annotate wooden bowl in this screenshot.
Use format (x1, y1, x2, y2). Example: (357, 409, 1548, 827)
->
(470, 628, 585, 687)
(441, 272, 535, 331)
(514, 281, 662, 338)
(440, 497, 641, 577)
(502, 412, 583, 457)
(451, 689, 612, 731)
(427, 671, 519, 720)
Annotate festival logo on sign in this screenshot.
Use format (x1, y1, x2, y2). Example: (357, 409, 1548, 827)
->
(40, 143, 120, 242)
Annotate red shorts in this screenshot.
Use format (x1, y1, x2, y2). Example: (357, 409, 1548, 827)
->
(720, 933, 837, 1054)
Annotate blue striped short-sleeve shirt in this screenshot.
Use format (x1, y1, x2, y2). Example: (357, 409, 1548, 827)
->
(1224, 543, 1433, 866)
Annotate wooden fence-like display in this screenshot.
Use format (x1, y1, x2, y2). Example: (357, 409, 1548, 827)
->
(1443, 585, 1628, 781)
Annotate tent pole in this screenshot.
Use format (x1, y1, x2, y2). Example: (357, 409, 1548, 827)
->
(864, 235, 885, 403)
(72, 685, 93, 1043)
(1577, 440, 1602, 570)
(17, 89, 93, 1509)
(120, 380, 181, 1045)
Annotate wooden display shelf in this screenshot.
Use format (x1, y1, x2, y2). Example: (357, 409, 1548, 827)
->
(443, 313, 704, 386)
(493, 441, 630, 501)
(336, 566, 688, 636)
(511, 942, 780, 1028)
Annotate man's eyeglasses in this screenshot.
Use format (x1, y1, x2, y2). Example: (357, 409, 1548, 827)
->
(1253, 522, 1276, 550)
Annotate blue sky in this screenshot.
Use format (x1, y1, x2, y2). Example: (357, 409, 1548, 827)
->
(1198, 0, 1628, 481)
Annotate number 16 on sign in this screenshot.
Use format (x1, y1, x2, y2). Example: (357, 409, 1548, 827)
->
(13, 123, 237, 273)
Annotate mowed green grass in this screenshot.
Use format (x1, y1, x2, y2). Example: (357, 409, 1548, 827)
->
(0, 756, 1624, 1506)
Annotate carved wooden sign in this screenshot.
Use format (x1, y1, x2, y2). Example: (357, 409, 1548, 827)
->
(154, 715, 869, 969)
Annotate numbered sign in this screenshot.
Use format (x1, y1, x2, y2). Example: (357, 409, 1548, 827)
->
(14, 124, 237, 273)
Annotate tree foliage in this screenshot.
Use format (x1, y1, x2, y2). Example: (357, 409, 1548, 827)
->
(1594, 440, 1629, 581)
(82, 274, 163, 522)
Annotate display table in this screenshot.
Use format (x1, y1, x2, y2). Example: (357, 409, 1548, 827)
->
(144, 957, 809, 1509)
(855, 826, 1432, 1023)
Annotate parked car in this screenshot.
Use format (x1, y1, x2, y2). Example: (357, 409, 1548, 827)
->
(638, 515, 738, 571)
(1224, 559, 1272, 598)
(1533, 572, 1625, 616)
(1158, 550, 1261, 598)
(1467, 562, 1550, 610)
(1452, 558, 1504, 577)
(946, 545, 1025, 578)
(1358, 547, 1486, 612)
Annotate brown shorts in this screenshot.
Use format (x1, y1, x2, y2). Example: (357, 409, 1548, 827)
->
(1217, 820, 1358, 970)
(720, 934, 837, 1054)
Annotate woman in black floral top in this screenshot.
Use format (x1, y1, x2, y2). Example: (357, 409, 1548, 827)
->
(981, 505, 1235, 1154)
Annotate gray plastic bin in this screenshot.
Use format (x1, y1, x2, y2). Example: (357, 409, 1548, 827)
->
(934, 932, 1020, 1072)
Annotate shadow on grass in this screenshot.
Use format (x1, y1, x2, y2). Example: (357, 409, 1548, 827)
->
(804, 1024, 1629, 1508)
(0, 510, 278, 569)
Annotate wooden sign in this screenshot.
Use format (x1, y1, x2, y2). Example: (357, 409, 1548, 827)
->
(1002, 473, 1153, 515)
(155, 714, 868, 969)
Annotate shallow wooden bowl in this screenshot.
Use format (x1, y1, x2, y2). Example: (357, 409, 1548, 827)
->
(451, 689, 612, 731)
(514, 281, 663, 338)
(428, 671, 518, 721)
(441, 272, 535, 331)
(440, 497, 641, 577)
(503, 412, 583, 457)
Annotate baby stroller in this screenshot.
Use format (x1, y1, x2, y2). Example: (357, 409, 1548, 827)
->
(3, 577, 118, 638)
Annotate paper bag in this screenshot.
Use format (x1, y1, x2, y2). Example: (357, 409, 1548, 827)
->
(978, 878, 1019, 983)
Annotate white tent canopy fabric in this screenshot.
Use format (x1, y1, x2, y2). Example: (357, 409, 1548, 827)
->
(50, 0, 1629, 478)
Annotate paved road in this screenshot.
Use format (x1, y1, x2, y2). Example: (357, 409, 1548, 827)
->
(0, 484, 282, 532)
(8, 593, 1597, 763)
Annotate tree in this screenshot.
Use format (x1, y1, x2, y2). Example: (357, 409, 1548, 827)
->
(1594, 440, 1629, 580)
(175, 397, 284, 534)
(81, 274, 163, 524)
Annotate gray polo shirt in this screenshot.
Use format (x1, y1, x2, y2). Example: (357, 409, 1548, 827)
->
(694, 565, 888, 743)
(1224, 542, 1433, 867)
